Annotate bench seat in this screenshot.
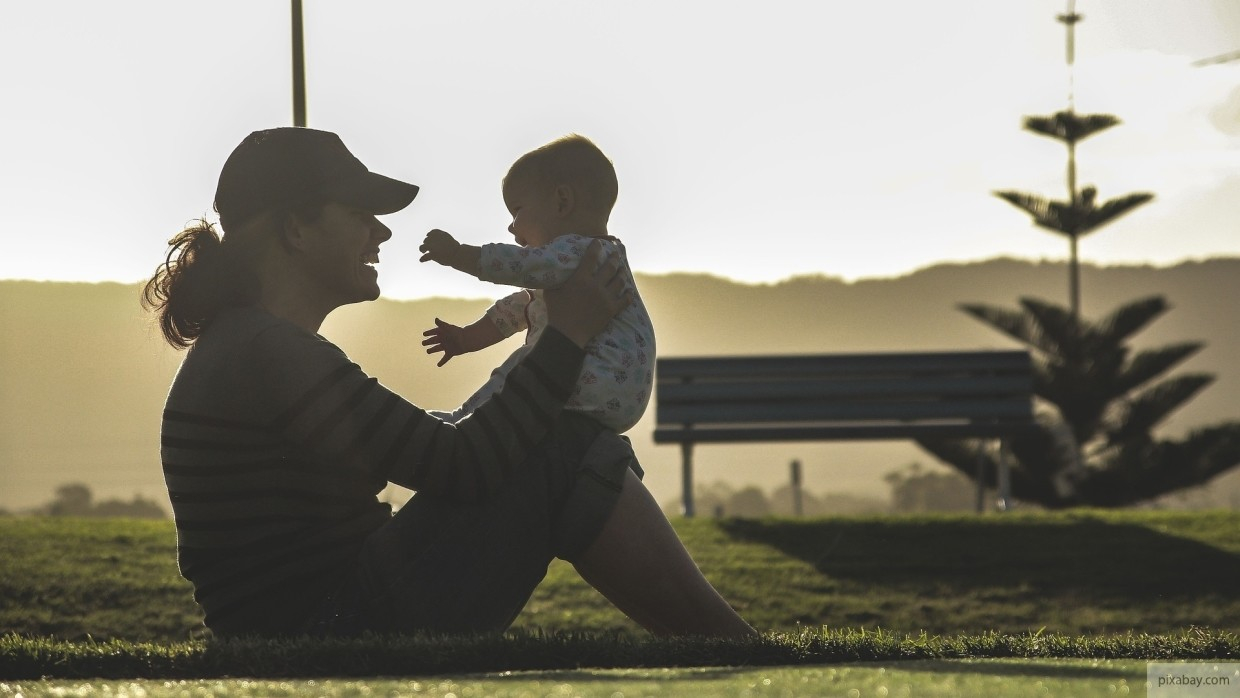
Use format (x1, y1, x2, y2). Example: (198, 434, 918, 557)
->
(653, 351, 1036, 515)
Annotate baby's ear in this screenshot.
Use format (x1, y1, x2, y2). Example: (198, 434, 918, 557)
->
(554, 183, 575, 216)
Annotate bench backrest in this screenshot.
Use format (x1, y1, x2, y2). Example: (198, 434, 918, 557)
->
(654, 351, 1035, 443)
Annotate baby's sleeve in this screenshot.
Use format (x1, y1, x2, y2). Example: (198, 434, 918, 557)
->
(485, 290, 532, 338)
(478, 235, 593, 289)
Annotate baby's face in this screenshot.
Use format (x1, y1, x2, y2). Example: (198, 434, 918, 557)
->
(503, 178, 559, 248)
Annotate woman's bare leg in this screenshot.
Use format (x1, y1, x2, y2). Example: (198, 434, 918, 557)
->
(571, 468, 758, 637)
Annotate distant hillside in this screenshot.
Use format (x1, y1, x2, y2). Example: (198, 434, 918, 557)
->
(2, 257, 1238, 512)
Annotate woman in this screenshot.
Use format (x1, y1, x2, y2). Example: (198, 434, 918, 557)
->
(144, 127, 755, 638)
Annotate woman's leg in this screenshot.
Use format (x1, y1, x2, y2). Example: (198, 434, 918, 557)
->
(570, 468, 758, 637)
(342, 415, 608, 634)
(331, 417, 753, 637)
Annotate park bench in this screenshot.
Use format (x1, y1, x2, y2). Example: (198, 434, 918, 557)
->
(653, 351, 1037, 516)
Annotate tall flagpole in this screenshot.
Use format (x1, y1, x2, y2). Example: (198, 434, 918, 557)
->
(291, 0, 307, 127)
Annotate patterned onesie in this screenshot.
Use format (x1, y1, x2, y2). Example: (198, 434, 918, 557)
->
(437, 234, 655, 433)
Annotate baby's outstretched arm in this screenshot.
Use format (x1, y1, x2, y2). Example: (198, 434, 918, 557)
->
(420, 229, 482, 277)
(479, 236, 618, 290)
(422, 317, 506, 367)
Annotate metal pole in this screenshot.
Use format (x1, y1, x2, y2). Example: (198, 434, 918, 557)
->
(975, 442, 985, 513)
(681, 442, 695, 518)
(1058, 0, 1082, 323)
(997, 440, 1012, 512)
(291, 0, 307, 127)
(1068, 234, 1080, 324)
(790, 459, 803, 517)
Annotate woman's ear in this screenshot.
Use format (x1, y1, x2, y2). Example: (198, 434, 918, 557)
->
(278, 210, 306, 254)
(554, 184, 575, 217)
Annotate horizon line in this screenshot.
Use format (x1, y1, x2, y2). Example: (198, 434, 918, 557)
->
(2, 253, 1236, 300)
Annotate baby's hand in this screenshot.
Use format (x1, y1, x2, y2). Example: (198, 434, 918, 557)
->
(422, 318, 468, 367)
(419, 229, 460, 266)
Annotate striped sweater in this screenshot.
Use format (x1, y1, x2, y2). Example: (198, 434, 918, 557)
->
(161, 306, 583, 635)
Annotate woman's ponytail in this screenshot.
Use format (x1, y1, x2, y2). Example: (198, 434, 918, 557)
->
(141, 219, 259, 349)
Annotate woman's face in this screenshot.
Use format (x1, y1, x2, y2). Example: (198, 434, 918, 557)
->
(296, 201, 393, 307)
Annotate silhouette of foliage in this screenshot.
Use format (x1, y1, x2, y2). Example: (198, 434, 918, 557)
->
(1022, 111, 1120, 143)
(938, 9, 1240, 505)
(49, 483, 94, 517)
(883, 463, 980, 512)
(39, 483, 166, 519)
(918, 296, 1240, 507)
(994, 21, 1152, 321)
(995, 190, 1155, 239)
(661, 480, 889, 518)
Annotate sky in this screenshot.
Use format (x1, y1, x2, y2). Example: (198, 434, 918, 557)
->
(2, 1, 1238, 301)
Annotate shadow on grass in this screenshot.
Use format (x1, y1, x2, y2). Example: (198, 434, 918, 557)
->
(716, 515, 1240, 603)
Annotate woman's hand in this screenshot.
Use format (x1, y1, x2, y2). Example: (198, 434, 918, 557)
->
(544, 239, 630, 348)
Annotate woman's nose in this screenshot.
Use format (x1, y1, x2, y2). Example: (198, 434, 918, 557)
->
(374, 219, 393, 243)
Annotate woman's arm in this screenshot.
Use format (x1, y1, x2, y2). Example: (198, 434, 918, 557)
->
(258, 240, 627, 502)
(255, 323, 583, 501)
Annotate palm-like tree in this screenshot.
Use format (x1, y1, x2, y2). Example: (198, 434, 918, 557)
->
(917, 296, 1240, 507)
(994, 4, 1154, 323)
(923, 3, 1240, 508)
(995, 110, 1153, 324)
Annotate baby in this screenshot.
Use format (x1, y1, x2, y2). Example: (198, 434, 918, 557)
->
(418, 134, 655, 433)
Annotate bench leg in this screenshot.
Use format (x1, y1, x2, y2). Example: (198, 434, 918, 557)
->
(975, 442, 986, 514)
(790, 459, 803, 517)
(681, 442, 695, 518)
(997, 439, 1012, 512)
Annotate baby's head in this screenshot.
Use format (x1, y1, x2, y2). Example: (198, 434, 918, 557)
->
(502, 134, 617, 247)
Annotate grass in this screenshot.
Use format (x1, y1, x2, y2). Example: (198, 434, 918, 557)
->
(514, 510, 1240, 638)
(1, 511, 1238, 680)
(0, 518, 200, 641)
(2, 627, 1236, 679)
(0, 659, 1157, 696)
(7, 510, 1236, 641)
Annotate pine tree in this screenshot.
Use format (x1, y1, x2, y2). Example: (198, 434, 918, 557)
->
(917, 295, 1240, 507)
(993, 4, 1152, 321)
(917, 2, 1240, 507)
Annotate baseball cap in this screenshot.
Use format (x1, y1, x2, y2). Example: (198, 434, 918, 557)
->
(214, 127, 419, 229)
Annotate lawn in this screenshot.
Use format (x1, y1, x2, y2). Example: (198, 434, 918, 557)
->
(1, 511, 1237, 685)
(1, 658, 1153, 697)
(4, 511, 1237, 641)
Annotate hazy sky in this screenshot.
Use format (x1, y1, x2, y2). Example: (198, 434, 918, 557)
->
(2, 1, 1238, 300)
